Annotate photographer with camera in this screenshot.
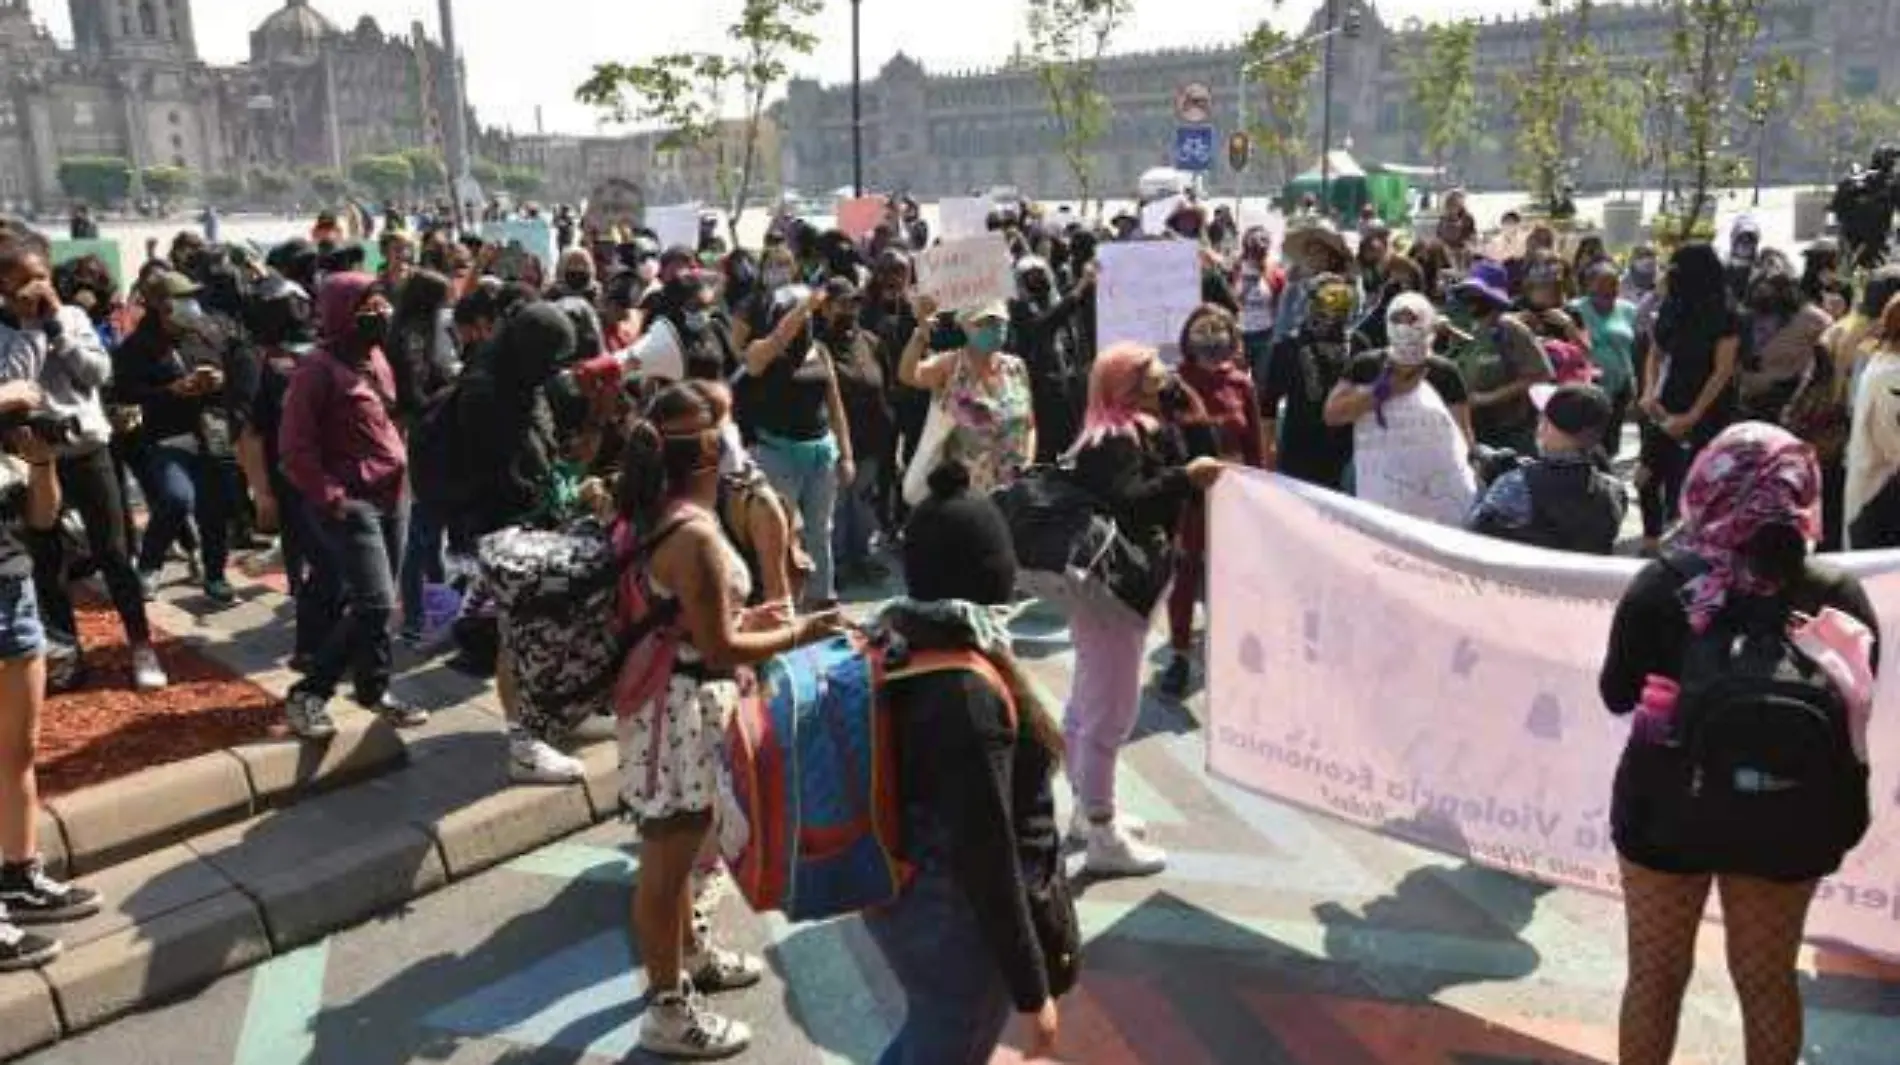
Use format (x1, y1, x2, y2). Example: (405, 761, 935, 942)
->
(0, 375, 103, 970)
(0, 235, 167, 693)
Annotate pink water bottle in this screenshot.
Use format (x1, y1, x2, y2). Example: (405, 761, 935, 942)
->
(1635, 674, 1680, 746)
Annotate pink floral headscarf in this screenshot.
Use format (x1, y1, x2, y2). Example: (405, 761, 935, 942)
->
(1673, 422, 1823, 633)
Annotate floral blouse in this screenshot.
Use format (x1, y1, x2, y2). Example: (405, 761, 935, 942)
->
(941, 353, 1034, 494)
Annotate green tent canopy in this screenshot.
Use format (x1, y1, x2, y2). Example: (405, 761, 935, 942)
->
(1281, 151, 1412, 226)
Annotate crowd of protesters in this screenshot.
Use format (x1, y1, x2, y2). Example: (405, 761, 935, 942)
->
(0, 178, 1889, 1064)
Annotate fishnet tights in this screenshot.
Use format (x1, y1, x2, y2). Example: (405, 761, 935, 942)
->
(1619, 859, 1817, 1065)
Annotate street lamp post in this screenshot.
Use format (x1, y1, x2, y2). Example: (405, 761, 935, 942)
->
(1319, 0, 1337, 211)
(1753, 114, 1768, 207)
(850, 0, 864, 198)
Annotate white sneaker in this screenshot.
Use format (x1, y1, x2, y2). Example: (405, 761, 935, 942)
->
(130, 645, 168, 692)
(1084, 821, 1167, 878)
(684, 944, 765, 993)
(639, 986, 752, 1060)
(285, 691, 338, 741)
(508, 735, 585, 785)
(1067, 809, 1147, 845)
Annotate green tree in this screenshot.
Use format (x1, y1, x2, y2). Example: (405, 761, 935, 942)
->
(1798, 95, 1899, 179)
(350, 155, 414, 202)
(471, 158, 503, 188)
(1019, 0, 1134, 215)
(203, 174, 244, 205)
(305, 168, 350, 205)
(249, 167, 296, 203)
(402, 149, 448, 195)
(1503, 0, 1604, 211)
(501, 166, 544, 199)
(578, 0, 822, 241)
(56, 156, 134, 207)
(1400, 20, 1479, 188)
(1240, 22, 1321, 189)
(1655, 0, 1795, 241)
(141, 165, 194, 207)
(1596, 72, 1652, 201)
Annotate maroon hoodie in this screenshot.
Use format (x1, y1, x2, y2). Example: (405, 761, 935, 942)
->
(278, 272, 406, 514)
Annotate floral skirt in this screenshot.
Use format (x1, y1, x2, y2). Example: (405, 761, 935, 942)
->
(618, 671, 741, 824)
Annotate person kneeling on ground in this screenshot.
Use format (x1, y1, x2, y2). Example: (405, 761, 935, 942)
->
(864, 457, 1075, 1064)
(1468, 382, 1628, 555)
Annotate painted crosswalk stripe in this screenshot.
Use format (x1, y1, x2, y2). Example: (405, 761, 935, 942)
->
(502, 843, 638, 884)
(232, 940, 329, 1065)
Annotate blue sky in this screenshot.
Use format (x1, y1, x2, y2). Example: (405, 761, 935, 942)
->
(26, 0, 1547, 134)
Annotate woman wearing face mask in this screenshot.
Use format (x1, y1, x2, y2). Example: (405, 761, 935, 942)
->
(1736, 252, 1833, 425)
(1445, 260, 1555, 455)
(1260, 272, 1359, 486)
(110, 268, 244, 605)
(817, 279, 892, 587)
(1569, 261, 1641, 459)
(729, 246, 799, 351)
(1436, 189, 1478, 268)
(1158, 306, 1265, 700)
(1009, 256, 1094, 462)
(1063, 345, 1224, 877)
(1637, 244, 1741, 554)
(618, 383, 844, 1060)
(899, 296, 1038, 498)
(742, 285, 854, 609)
(1324, 294, 1478, 526)
(547, 247, 600, 304)
(1236, 228, 1285, 386)
(278, 274, 429, 741)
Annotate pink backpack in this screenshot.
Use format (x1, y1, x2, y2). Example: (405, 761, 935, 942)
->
(609, 513, 693, 724)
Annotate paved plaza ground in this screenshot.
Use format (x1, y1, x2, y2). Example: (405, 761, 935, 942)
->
(15, 593, 1900, 1065)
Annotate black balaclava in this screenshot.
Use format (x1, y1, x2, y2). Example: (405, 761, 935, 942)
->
(903, 460, 1018, 607)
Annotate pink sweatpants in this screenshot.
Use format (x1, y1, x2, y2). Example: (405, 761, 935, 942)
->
(1063, 602, 1152, 819)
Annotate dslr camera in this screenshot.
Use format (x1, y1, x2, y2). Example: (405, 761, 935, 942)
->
(0, 406, 81, 448)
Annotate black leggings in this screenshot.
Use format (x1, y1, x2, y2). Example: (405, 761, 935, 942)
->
(29, 446, 153, 649)
(1638, 420, 1721, 539)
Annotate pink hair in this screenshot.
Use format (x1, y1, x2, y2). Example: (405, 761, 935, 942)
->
(1071, 343, 1160, 453)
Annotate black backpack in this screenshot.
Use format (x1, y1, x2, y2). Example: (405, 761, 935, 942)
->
(1660, 553, 1870, 878)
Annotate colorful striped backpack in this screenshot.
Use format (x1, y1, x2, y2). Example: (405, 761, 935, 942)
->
(722, 632, 1015, 922)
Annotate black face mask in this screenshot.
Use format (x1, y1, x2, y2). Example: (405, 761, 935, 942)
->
(354, 312, 388, 347)
(563, 271, 592, 291)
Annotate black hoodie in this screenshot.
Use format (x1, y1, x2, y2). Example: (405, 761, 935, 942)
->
(448, 302, 575, 536)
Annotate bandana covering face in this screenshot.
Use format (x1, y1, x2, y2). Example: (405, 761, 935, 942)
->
(1386, 292, 1437, 367)
(1673, 422, 1823, 633)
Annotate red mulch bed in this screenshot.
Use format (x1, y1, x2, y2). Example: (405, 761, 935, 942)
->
(37, 597, 283, 798)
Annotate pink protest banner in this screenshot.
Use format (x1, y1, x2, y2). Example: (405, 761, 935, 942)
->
(1207, 470, 1900, 958)
(915, 234, 1014, 314)
(836, 196, 885, 241)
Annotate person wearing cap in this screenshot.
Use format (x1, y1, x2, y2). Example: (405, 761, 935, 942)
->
(0, 234, 168, 694)
(1468, 383, 1626, 554)
(899, 293, 1037, 500)
(1323, 293, 1477, 527)
(1446, 259, 1554, 454)
(112, 269, 248, 606)
(742, 283, 855, 609)
(1569, 261, 1640, 459)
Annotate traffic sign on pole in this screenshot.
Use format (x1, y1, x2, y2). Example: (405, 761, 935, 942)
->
(1175, 82, 1214, 125)
(1227, 131, 1252, 173)
(1174, 125, 1216, 173)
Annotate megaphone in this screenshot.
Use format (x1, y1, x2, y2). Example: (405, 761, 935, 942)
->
(567, 316, 685, 399)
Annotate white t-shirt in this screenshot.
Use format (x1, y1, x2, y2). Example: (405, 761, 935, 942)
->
(1353, 380, 1477, 527)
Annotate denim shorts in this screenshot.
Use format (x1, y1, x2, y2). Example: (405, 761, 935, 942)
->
(0, 575, 46, 661)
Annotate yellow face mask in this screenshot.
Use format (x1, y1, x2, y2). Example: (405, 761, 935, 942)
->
(1311, 283, 1355, 322)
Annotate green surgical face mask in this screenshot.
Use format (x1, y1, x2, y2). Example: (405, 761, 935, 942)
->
(968, 323, 1005, 353)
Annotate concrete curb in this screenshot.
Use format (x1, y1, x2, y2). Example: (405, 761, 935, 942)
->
(3, 736, 622, 1060)
(41, 718, 408, 878)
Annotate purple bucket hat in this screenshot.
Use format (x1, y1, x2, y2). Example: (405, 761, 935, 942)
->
(1450, 259, 1514, 309)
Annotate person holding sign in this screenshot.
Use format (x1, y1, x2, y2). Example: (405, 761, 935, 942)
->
(898, 295, 1037, 499)
(1323, 294, 1477, 527)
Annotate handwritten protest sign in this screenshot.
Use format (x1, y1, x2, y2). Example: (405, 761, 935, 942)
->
(1208, 471, 1900, 959)
(938, 197, 991, 241)
(1095, 240, 1200, 359)
(481, 218, 556, 277)
(836, 196, 885, 241)
(646, 203, 701, 252)
(915, 234, 1014, 315)
(1140, 195, 1184, 236)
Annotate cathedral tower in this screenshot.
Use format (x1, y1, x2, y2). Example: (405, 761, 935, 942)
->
(69, 0, 198, 63)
